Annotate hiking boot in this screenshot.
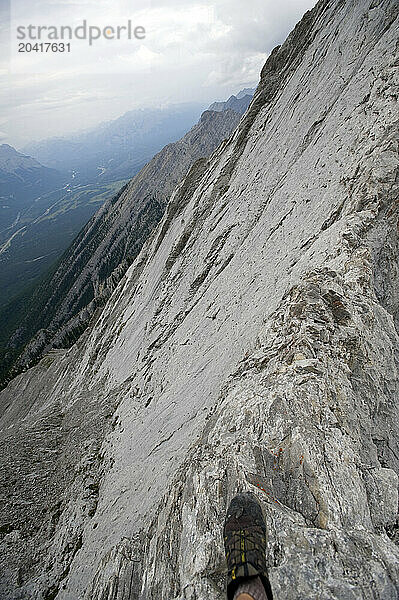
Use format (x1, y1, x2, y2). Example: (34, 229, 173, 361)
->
(223, 492, 273, 600)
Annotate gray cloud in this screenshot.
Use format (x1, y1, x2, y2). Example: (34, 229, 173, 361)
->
(0, 0, 317, 146)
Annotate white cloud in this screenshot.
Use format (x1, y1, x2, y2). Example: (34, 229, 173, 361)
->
(0, 0, 318, 146)
(206, 52, 268, 87)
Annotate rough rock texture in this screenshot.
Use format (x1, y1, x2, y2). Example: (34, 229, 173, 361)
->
(0, 0, 399, 598)
(0, 108, 243, 387)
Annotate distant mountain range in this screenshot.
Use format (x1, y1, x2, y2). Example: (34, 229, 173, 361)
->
(209, 89, 255, 114)
(23, 103, 205, 184)
(236, 88, 256, 99)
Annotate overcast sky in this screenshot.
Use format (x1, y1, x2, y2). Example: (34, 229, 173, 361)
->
(0, 0, 317, 148)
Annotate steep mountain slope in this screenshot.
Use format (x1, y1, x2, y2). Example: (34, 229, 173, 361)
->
(0, 108, 243, 387)
(0, 144, 63, 240)
(24, 104, 204, 184)
(0, 1, 398, 599)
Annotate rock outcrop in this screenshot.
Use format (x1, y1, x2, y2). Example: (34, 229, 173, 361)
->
(0, 0, 398, 599)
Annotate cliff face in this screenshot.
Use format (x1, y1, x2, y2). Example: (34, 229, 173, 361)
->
(0, 108, 242, 387)
(1, 1, 399, 599)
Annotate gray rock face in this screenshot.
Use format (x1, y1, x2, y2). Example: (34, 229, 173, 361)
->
(1, 0, 399, 599)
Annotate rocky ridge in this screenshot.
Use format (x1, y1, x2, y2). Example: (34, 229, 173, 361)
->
(0, 1, 398, 599)
(208, 90, 254, 115)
